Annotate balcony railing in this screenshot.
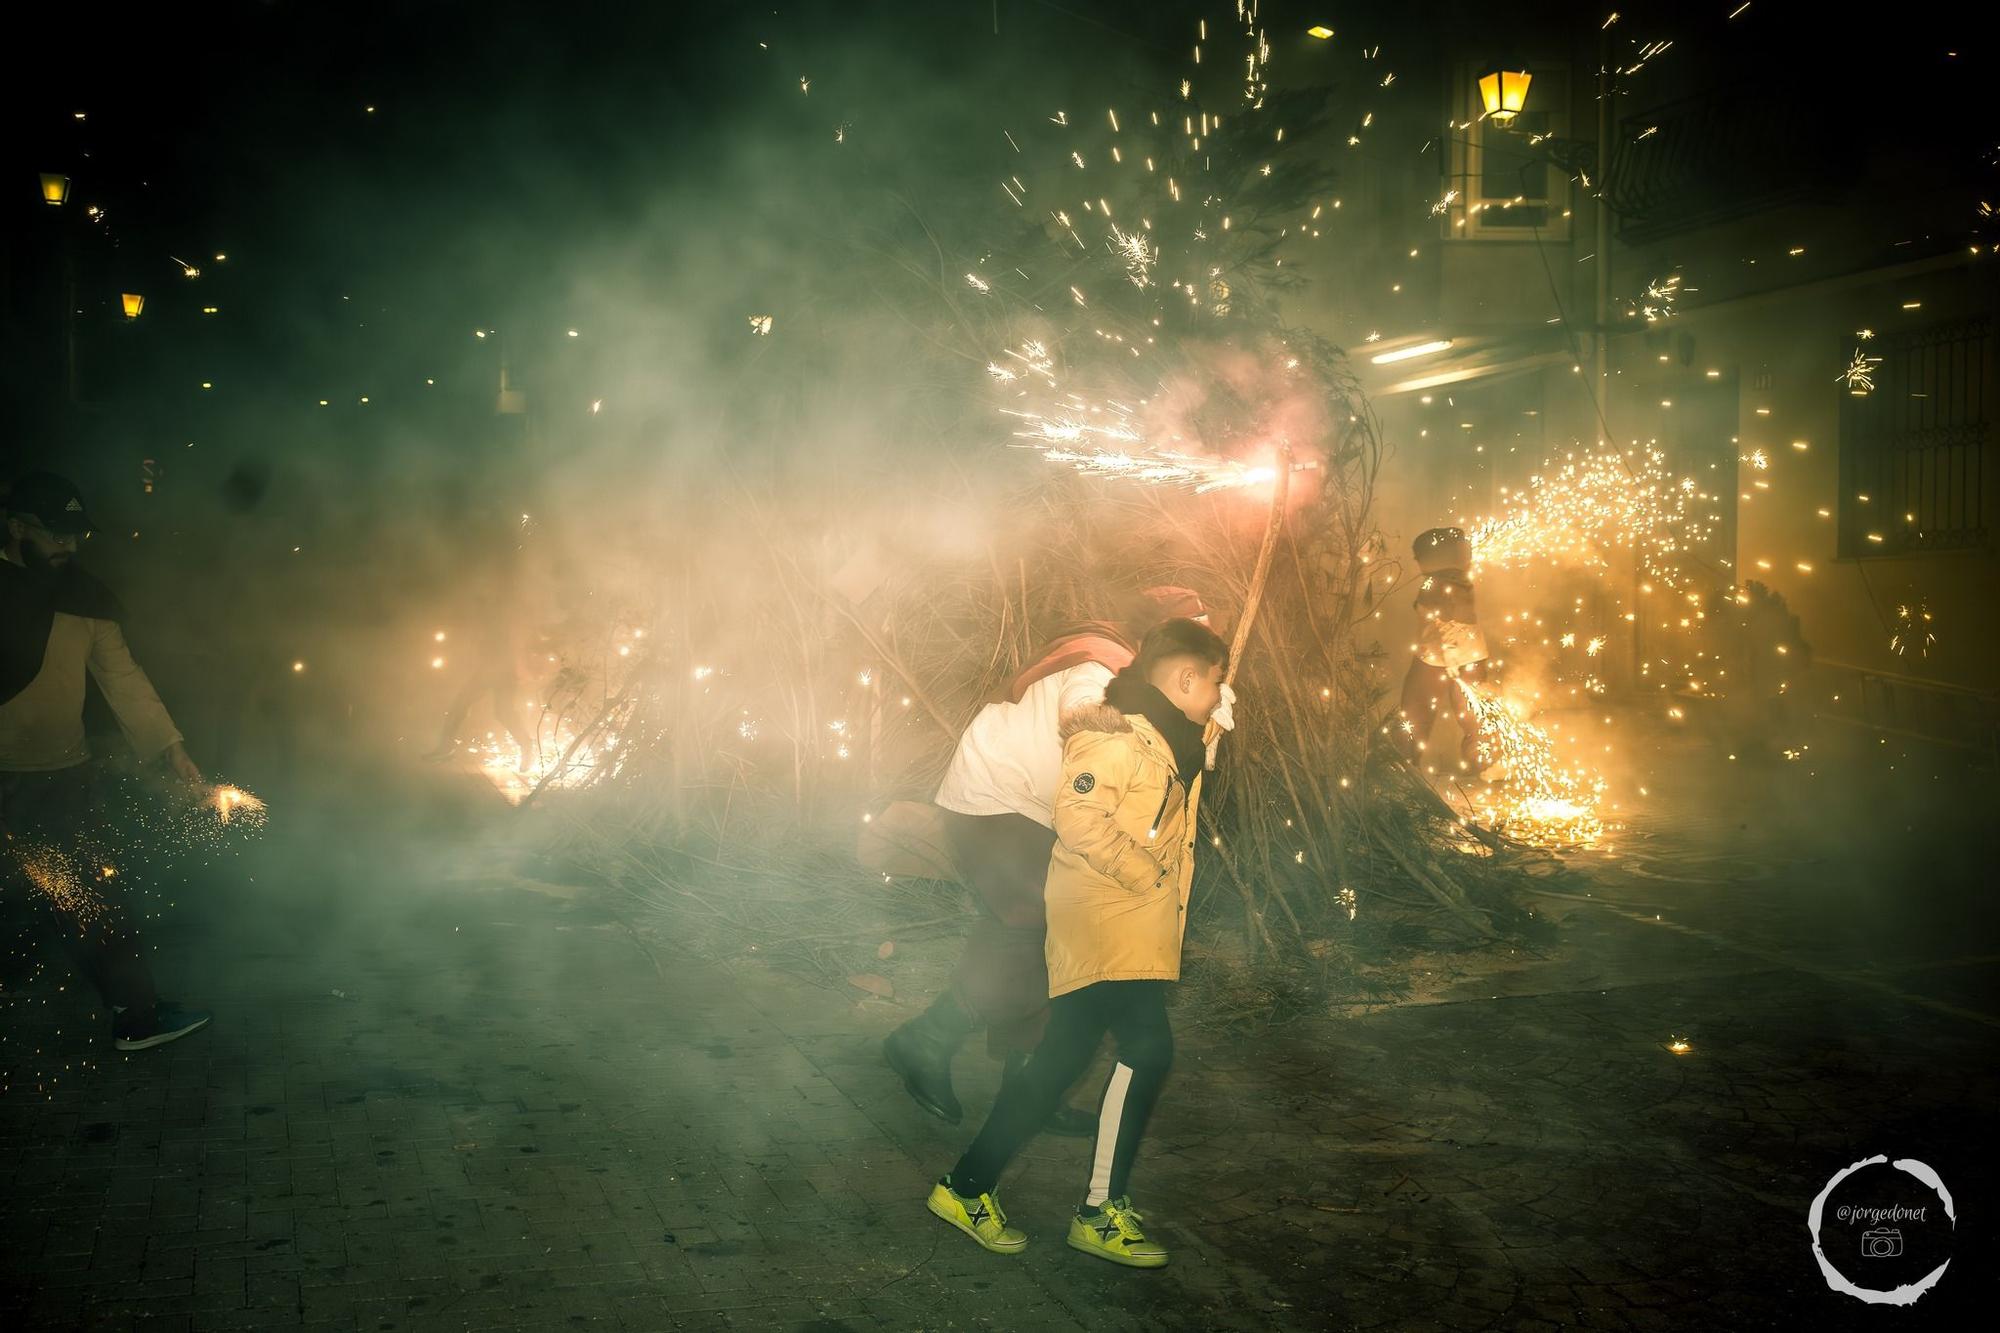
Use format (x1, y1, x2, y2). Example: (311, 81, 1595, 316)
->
(1606, 88, 1835, 243)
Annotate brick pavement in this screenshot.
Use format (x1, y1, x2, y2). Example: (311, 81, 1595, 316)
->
(2, 763, 1993, 1331)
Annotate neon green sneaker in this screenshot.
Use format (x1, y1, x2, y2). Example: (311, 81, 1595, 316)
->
(1067, 1197, 1168, 1268)
(926, 1179, 1028, 1255)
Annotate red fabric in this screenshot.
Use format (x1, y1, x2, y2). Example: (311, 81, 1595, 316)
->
(1136, 585, 1206, 623)
(1004, 624, 1136, 704)
(1000, 585, 1207, 705)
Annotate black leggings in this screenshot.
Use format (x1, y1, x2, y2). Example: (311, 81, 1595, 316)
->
(951, 979, 1173, 1206)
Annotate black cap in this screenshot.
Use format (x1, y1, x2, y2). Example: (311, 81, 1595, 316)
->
(5, 471, 93, 536)
(1413, 526, 1467, 553)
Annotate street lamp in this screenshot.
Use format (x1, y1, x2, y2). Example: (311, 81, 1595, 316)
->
(121, 293, 144, 319)
(40, 173, 71, 206)
(1477, 68, 1533, 124)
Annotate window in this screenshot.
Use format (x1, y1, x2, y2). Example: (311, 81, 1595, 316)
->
(1444, 64, 1571, 241)
(1838, 319, 1995, 557)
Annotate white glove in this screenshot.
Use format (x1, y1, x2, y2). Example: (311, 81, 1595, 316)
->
(1206, 682, 1236, 770)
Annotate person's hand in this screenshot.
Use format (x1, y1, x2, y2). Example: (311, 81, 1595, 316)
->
(162, 742, 204, 786)
(1205, 682, 1237, 770)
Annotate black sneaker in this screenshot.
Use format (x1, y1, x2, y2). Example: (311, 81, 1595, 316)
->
(114, 1002, 213, 1051)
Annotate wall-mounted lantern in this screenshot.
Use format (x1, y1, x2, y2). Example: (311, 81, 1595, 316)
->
(1478, 68, 1533, 123)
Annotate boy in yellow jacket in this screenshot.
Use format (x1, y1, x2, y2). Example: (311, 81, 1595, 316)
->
(926, 618, 1229, 1269)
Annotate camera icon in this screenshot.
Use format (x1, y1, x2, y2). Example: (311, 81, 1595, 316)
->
(1861, 1228, 1903, 1259)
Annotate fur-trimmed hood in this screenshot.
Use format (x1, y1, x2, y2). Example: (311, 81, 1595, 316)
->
(1057, 702, 1132, 741)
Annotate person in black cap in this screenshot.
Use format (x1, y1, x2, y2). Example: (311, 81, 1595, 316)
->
(1396, 527, 1489, 767)
(1, 470, 212, 1050)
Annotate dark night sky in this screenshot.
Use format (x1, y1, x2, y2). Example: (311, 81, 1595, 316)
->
(7, 0, 1997, 462)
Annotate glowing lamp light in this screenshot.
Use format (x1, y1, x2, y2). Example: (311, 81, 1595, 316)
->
(40, 173, 71, 206)
(121, 292, 144, 319)
(1477, 68, 1533, 123)
(1306, 24, 1334, 40)
(1370, 338, 1453, 365)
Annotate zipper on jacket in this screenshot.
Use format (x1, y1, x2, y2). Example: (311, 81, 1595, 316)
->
(1145, 784, 1173, 841)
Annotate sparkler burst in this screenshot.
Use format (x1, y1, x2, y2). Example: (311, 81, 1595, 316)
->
(1839, 345, 1883, 395)
(1107, 224, 1157, 287)
(211, 785, 266, 828)
(1636, 272, 1682, 322)
(1889, 601, 1936, 658)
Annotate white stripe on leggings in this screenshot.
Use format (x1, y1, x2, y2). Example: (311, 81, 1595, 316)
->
(1086, 1062, 1135, 1207)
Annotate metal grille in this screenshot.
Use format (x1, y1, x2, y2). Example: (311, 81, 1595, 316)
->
(1839, 319, 1994, 557)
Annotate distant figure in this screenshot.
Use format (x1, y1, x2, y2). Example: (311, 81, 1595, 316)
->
(1709, 580, 1812, 757)
(1396, 526, 1489, 767)
(884, 586, 1209, 1137)
(0, 472, 212, 1051)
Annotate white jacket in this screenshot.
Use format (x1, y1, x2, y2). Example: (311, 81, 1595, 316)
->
(934, 661, 1112, 828)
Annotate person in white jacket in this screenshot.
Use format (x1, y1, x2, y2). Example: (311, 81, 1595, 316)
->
(884, 587, 1208, 1132)
(1, 472, 212, 1052)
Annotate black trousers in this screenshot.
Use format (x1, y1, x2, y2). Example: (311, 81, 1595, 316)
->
(940, 810, 1059, 1057)
(0, 765, 158, 1018)
(952, 979, 1173, 1206)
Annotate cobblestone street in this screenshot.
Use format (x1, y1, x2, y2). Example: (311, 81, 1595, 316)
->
(3, 731, 1994, 1331)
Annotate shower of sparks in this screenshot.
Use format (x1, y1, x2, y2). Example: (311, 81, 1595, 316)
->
(1456, 681, 1606, 849)
(1890, 601, 1936, 658)
(965, 272, 992, 292)
(1467, 445, 1707, 589)
(1004, 340, 1056, 380)
(1430, 188, 1460, 217)
(969, 7, 1336, 498)
(748, 315, 773, 336)
(14, 845, 111, 926)
(1839, 346, 1883, 395)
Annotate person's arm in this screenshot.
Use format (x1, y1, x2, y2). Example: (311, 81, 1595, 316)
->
(1052, 728, 1168, 894)
(85, 618, 189, 769)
